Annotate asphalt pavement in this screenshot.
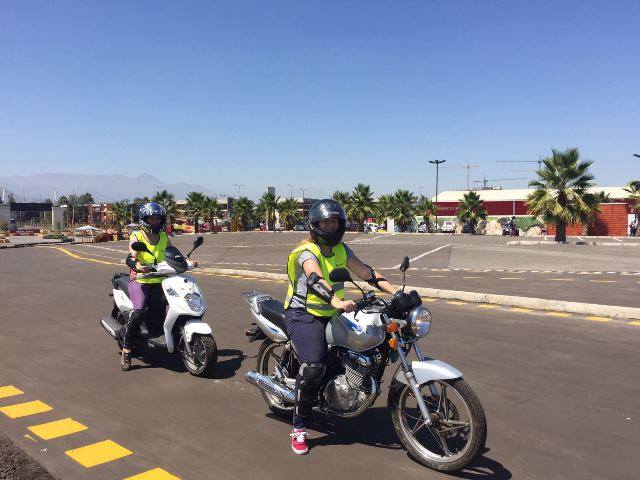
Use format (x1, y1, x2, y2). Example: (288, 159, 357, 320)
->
(0, 245, 638, 480)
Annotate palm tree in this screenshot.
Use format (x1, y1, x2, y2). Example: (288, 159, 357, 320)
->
(345, 184, 374, 232)
(185, 191, 207, 233)
(232, 197, 255, 231)
(374, 194, 394, 230)
(390, 190, 417, 231)
(416, 196, 437, 232)
(332, 190, 350, 208)
(456, 191, 488, 232)
(203, 196, 222, 229)
(624, 181, 640, 223)
(526, 148, 597, 242)
(277, 198, 301, 230)
(109, 201, 130, 240)
(152, 190, 176, 230)
(257, 192, 280, 231)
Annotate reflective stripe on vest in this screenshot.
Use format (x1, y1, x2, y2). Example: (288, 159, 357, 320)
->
(284, 242, 347, 317)
(132, 231, 167, 284)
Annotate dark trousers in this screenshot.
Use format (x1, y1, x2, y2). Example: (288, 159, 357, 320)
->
(285, 308, 328, 429)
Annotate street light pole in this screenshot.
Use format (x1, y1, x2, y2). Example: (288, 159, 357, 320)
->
(287, 184, 294, 199)
(429, 159, 446, 229)
(299, 187, 306, 199)
(234, 184, 244, 198)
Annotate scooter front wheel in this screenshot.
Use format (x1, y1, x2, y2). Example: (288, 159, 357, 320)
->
(179, 334, 218, 377)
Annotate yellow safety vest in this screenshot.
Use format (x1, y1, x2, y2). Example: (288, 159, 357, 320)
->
(131, 230, 167, 284)
(284, 242, 347, 317)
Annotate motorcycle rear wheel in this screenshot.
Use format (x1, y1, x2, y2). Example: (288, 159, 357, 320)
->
(257, 339, 295, 417)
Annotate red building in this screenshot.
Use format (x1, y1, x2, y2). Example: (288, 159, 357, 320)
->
(434, 187, 635, 236)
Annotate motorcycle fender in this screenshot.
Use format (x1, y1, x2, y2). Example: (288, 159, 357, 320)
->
(394, 359, 463, 386)
(183, 320, 213, 343)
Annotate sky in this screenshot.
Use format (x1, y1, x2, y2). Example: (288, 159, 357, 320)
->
(1, 0, 639, 200)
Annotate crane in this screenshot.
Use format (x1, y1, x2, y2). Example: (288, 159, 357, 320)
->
(472, 176, 527, 190)
(441, 163, 480, 190)
(496, 159, 544, 176)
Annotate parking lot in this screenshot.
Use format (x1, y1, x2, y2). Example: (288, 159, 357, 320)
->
(0, 233, 638, 479)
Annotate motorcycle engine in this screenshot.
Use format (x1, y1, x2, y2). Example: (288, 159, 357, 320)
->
(324, 353, 375, 412)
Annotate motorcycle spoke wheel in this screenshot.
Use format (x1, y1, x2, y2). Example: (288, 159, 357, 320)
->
(258, 340, 295, 413)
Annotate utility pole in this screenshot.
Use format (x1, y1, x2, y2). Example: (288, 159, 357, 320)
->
(287, 184, 295, 199)
(442, 163, 480, 190)
(234, 184, 245, 198)
(429, 159, 446, 228)
(299, 187, 306, 199)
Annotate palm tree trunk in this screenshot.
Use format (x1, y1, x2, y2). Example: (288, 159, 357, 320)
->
(194, 216, 199, 234)
(555, 221, 567, 242)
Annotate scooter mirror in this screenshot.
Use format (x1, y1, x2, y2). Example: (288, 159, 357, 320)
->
(329, 268, 351, 283)
(131, 241, 150, 253)
(194, 236, 204, 248)
(400, 256, 410, 272)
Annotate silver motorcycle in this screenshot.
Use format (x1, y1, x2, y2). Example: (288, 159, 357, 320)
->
(242, 257, 486, 472)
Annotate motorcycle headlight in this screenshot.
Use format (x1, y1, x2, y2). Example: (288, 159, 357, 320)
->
(408, 306, 431, 337)
(185, 292, 204, 311)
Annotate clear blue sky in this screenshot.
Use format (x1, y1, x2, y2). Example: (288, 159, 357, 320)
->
(1, 0, 638, 200)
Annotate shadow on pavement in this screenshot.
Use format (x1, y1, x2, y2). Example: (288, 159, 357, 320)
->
(211, 348, 251, 379)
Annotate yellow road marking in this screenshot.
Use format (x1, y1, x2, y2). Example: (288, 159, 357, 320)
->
(124, 468, 181, 480)
(463, 276, 482, 279)
(547, 312, 572, 317)
(447, 301, 466, 305)
(500, 277, 523, 280)
(629, 321, 640, 326)
(50, 247, 119, 266)
(420, 298, 436, 302)
(549, 278, 573, 282)
(65, 439, 132, 467)
(0, 386, 23, 399)
(427, 275, 446, 278)
(28, 418, 88, 440)
(511, 307, 533, 313)
(589, 280, 617, 283)
(476, 304, 498, 309)
(585, 316, 610, 322)
(0, 400, 53, 419)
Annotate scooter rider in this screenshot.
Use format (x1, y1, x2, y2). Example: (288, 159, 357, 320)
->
(121, 202, 171, 371)
(283, 199, 398, 455)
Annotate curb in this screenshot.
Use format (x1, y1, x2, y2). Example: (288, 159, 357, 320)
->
(507, 240, 640, 247)
(198, 267, 640, 320)
(0, 240, 73, 249)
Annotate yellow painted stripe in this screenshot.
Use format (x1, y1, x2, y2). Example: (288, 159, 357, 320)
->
(50, 247, 119, 266)
(511, 307, 533, 313)
(420, 297, 436, 302)
(476, 304, 498, 309)
(585, 316, 610, 322)
(550, 278, 573, 282)
(0, 400, 53, 419)
(447, 301, 466, 305)
(629, 321, 640, 326)
(500, 277, 524, 280)
(463, 276, 482, 279)
(0, 386, 24, 399)
(589, 280, 617, 283)
(123, 467, 181, 480)
(28, 418, 88, 440)
(427, 275, 446, 278)
(547, 312, 572, 317)
(65, 440, 132, 467)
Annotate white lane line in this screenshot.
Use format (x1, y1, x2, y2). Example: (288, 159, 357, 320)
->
(391, 244, 453, 269)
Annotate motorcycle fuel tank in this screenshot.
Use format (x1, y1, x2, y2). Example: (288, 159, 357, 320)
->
(325, 311, 386, 352)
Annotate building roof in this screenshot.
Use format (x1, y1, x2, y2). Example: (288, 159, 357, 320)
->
(434, 186, 630, 202)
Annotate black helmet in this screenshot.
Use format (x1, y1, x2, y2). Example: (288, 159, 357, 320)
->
(139, 202, 167, 234)
(308, 199, 347, 247)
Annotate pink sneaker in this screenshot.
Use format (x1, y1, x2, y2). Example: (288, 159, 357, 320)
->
(290, 428, 309, 455)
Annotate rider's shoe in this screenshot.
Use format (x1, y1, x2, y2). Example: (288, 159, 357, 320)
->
(290, 428, 309, 455)
(121, 350, 132, 371)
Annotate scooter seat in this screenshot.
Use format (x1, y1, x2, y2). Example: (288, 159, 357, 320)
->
(112, 273, 130, 298)
(260, 299, 288, 334)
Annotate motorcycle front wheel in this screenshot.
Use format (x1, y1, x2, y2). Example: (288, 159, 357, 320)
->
(179, 334, 218, 377)
(389, 378, 486, 472)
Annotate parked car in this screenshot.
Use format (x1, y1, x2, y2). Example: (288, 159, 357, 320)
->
(440, 220, 456, 233)
(461, 223, 475, 234)
(363, 222, 379, 233)
(293, 222, 308, 231)
(417, 222, 428, 233)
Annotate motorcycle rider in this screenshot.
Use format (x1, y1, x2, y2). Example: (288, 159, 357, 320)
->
(283, 199, 398, 454)
(121, 202, 171, 371)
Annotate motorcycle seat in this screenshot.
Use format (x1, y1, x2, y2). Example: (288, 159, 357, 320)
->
(260, 299, 288, 334)
(112, 273, 130, 298)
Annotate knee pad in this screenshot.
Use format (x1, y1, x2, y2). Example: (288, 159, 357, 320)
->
(298, 362, 324, 389)
(126, 309, 145, 327)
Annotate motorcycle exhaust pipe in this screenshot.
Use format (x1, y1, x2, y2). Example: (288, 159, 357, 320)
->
(245, 371, 296, 404)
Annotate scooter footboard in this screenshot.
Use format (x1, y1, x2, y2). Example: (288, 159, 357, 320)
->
(394, 359, 463, 386)
(183, 319, 213, 343)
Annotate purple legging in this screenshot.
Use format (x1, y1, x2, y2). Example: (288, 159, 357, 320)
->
(128, 280, 153, 310)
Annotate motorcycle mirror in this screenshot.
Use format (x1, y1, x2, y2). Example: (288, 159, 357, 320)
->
(131, 241, 150, 253)
(194, 236, 204, 248)
(400, 256, 410, 272)
(329, 268, 351, 283)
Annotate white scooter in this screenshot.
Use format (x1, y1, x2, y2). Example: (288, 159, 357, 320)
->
(100, 236, 217, 376)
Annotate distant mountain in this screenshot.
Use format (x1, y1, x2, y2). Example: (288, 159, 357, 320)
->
(0, 173, 216, 202)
